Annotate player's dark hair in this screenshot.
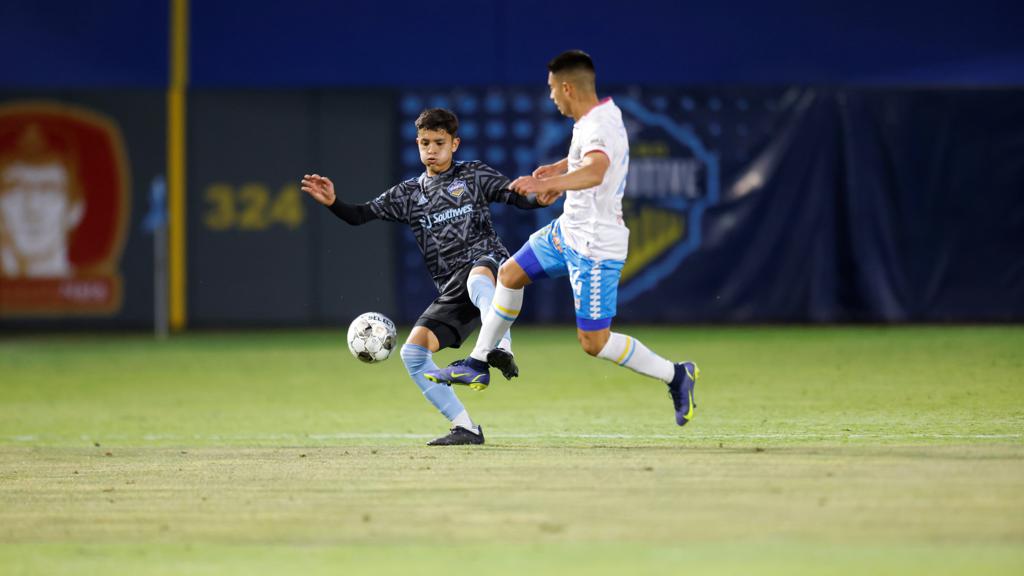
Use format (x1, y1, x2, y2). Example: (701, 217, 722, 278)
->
(548, 50, 595, 75)
(415, 108, 459, 136)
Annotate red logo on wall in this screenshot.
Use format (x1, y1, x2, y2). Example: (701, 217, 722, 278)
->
(0, 102, 130, 316)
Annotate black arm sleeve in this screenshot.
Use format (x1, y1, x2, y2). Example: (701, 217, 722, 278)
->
(506, 192, 545, 210)
(326, 197, 378, 225)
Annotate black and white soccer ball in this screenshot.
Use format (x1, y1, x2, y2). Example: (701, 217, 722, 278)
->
(346, 312, 397, 364)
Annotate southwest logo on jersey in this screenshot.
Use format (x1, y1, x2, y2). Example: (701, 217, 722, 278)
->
(446, 179, 467, 198)
(419, 204, 473, 230)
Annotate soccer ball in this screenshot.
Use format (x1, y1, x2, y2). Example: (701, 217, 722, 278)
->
(346, 312, 397, 363)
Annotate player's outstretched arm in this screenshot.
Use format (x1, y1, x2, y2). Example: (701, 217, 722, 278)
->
(477, 161, 553, 210)
(300, 173, 377, 225)
(532, 158, 568, 179)
(512, 152, 609, 204)
(490, 183, 556, 209)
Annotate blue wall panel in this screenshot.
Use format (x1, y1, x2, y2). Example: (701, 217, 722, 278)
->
(189, 0, 1024, 86)
(0, 0, 168, 87)
(2, 0, 1022, 87)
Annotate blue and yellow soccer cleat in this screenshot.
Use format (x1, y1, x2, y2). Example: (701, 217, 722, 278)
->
(424, 357, 491, 391)
(667, 361, 700, 426)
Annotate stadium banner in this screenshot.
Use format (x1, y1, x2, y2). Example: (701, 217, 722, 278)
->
(0, 92, 166, 328)
(396, 88, 1024, 323)
(186, 91, 395, 326)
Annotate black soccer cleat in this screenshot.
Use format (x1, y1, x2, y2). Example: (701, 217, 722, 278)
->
(667, 362, 700, 426)
(426, 425, 485, 446)
(486, 348, 519, 380)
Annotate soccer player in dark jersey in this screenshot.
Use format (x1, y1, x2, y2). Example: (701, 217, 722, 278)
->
(300, 108, 548, 446)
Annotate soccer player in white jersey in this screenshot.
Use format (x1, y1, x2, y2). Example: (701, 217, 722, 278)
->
(427, 50, 700, 427)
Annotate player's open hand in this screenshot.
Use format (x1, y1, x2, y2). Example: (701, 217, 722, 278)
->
(300, 174, 337, 206)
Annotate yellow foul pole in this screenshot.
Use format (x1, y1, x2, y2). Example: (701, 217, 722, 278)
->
(168, 0, 188, 331)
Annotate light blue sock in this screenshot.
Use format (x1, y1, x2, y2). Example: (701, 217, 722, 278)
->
(467, 274, 512, 349)
(400, 344, 464, 420)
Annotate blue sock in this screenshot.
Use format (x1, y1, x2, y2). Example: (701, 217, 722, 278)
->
(400, 344, 464, 420)
(467, 274, 512, 349)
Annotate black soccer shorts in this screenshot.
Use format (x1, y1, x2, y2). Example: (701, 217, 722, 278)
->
(414, 254, 501, 350)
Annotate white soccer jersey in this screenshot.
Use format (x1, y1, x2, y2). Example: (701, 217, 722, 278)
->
(558, 97, 630, 261)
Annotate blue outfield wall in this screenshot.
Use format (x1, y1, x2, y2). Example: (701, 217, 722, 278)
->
(3, 0, 1024, 87)
(0, 0, 169, 88)
(188, 0, 1024, 86)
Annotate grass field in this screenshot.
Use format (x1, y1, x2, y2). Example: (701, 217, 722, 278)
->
(1, 326, 1022, 575)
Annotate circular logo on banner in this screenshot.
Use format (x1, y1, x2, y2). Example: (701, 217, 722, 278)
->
(0, 101, 130, 316)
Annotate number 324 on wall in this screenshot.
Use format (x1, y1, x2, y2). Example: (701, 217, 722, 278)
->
(203, 183, 304, 231)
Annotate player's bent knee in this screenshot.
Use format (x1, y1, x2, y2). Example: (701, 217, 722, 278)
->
(405, 326, 439, 352)
(468, 265, 495, 283)
(581, 342, 603, 356)
(497, 259, 530, 288)
(577, 331, 609, 357)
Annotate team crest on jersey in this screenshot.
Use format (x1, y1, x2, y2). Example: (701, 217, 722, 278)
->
(446, 179, 467, 198)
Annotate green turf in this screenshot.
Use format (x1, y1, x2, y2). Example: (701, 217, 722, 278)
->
(1, 326, 1023, 574)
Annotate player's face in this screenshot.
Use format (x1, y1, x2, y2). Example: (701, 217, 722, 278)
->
(548, 72, 571, 117)
(0, 162, 77, 261)
(417, 129, 460, 175)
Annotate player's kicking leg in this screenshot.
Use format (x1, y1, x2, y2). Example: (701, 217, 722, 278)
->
(573, 256, 700, 426)
(580, 327, 700, 426)
(466, 262, 518, 380)
(426, 221, 566, 388)
(425, 258, 532, 389)
(400, 326, 483, 445)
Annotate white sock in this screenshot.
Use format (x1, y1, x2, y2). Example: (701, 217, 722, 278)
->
(467, 274, 513, 353)
(470, 279, 523, 362)
(451, 410, 476, 431)
(597, 332, 675, 383)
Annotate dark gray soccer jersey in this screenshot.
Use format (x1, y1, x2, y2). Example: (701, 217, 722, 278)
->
(369, 161, 536, 291)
